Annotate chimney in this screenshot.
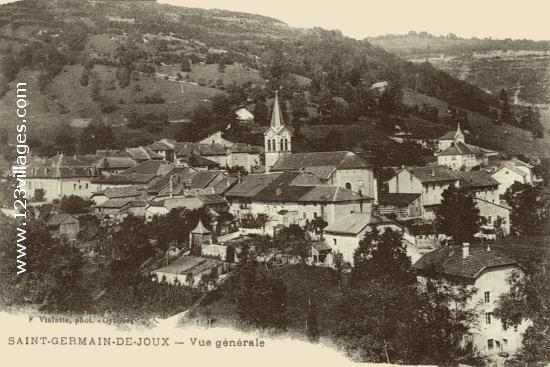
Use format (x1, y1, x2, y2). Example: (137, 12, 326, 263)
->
(462, 243, 470, 258)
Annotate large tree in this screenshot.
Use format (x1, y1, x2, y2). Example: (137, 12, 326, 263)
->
(494, 264, 550, 362)
(0, 214, 91, 312)
(503, 182, 546, 236)
(351, 227, 414, 286)
(435, 186, 481, 244)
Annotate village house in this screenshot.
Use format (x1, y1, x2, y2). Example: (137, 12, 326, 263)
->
(387, 166, 460, 220)
(146, 168, 237, 198)
(489, 157, 539, 198)
(473, 198, 512, 237)
(151, 256, 224, 288)
(456, 171, 500, 204)
(95, 155, 137, 176)
(26, 154, 100, 202)
(46, 213, 80, 241)
(148, 133, 263, 172)
(144, 194, 228, 221)
(234, 106, 254, 124)
(92, 160, 175, 190)
(378, 193, 423, 220)
(437, 123, 499, 171)
(323, 212, 403, 265)
(225, 171, 373, 234)
(90, 186, 148, 205)
(414, 243, 529, 357)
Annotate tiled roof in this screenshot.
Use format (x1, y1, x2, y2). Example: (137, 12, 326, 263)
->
(96, 156, 137, 169)
(179, 154, 219, 168)
(272, 151, 371, 171)
(439, 130, 458, 140)
(301, 166, 337, 181)
(228, 171, 371, 203)
(511, 157, 533, 169)
(197, 194, 227, 205)
(325, 212, 371, 235)
(438, 142, 483, 157)
(92, 186, 145, 199)
(456, 171, 499, 189)
(413, 245, 517, 281)
(95, 198, 134, 208)
(93, 161, 174, 185)
(379, 193, 421, 207)
(28, 154, 99, 178)
(408, 166, 459, 183)
(125, 147, 163, 161)
(225, 172, 283, 198)
(46, 213, 78, 227)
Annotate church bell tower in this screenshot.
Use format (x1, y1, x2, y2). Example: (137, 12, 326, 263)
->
(264, 91, 292, 172)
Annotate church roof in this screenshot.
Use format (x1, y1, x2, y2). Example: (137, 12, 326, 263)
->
(270, 91, 284, 128)
(271, 151, 371, 171)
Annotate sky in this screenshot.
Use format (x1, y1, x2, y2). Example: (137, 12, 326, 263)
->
(0, 0, 548, 41)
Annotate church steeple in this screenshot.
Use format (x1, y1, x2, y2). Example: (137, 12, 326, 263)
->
(454, 121, 465, 143)
(270, 91, 284, 128)
(264, 91, 291, 173)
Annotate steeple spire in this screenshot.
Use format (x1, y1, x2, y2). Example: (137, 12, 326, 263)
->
(454, 121, 464, 143)
(270, 91, 284, 128)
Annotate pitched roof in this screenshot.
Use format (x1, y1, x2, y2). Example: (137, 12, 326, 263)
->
(228, 171, 371, 203)
(413, 245, 518, 281)
(92, 160, 175, 185)
(456, 171, 499, 189)
(191, 220, 211, 234)
(28, 154, 99, 178)
(511, 157, 533, 169)
(324, 212, 371, 235)
(125, 146, 163, 161)
(95, 198, 135, 208)
(96, 156, 137, 169)
(225, 172, 283, 198)
(379, 193, 421, 207)
(438, 141, 482, 156)
(272, 151, 371, 171)
(46, 213, 78, 227)
(179, 153, 219, 168)
(439, 130, 458, 140)
(91, 186, 145, 199)
(407, 166, 459, 183)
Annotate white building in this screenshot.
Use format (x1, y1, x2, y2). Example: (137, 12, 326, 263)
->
(324, 212, 403, 265)
(26, 154, 100, 202)
(225, 171, 373, 233)
(414, 244, 529, 357)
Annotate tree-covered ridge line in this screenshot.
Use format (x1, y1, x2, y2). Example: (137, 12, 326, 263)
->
(368, 31, 550, 57)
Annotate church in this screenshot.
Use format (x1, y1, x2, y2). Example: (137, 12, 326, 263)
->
(263, 92, 378, 201)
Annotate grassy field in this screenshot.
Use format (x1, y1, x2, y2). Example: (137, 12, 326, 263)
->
(403, 88, 550, 161)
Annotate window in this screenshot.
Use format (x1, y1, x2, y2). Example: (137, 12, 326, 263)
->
(73, 184, 76, 190)
(485, 312, 492, 325)
(313, 212, 318, 218)
(303, 212, 306, 219)
(284, 139, 288, 151)
(267, 140, 271, 152)
(484, 291, 490, 303)
(333, 239, 337, 246)
(85, 183, 89, 189)
(345, 183, 352, 190)
(503, 339, 508, 349)
(279, 139, 283, 151)
(272, 139, 275, 151)
(487, 339, 494, 350)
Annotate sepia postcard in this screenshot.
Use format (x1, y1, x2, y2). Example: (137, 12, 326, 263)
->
(0, 0, 549, 366)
